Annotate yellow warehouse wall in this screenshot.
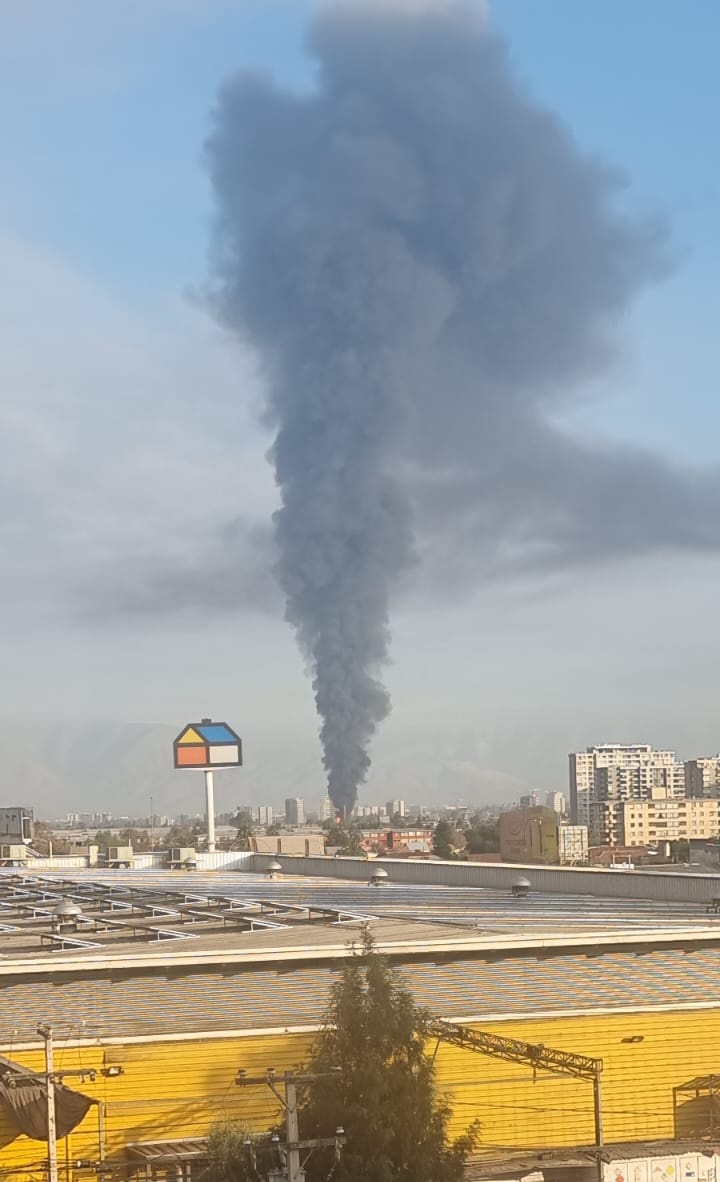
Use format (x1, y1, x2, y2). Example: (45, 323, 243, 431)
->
(2, 1007, 720, 1177)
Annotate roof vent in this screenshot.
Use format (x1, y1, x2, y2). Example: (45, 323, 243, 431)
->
(369, 867, 389, 886)
(511, 875, 531, 898)
(52, 899, 83, 930)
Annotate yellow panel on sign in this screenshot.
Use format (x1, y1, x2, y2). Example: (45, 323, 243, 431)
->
(177, 727, 203, 745)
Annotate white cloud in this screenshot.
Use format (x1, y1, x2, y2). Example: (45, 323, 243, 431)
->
(0, 230, 277, 621)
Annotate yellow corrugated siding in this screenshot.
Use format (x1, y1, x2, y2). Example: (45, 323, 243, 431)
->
(2, 1009, 720, 1173)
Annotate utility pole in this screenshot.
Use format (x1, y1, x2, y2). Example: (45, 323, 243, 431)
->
(285, 1076, 301, 1182)
(593, 1061, 604, 1182)
(37, 1024, 58, 1182)
(236, 1068, 345, 1182)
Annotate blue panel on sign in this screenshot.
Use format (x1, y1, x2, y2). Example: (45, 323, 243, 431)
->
(196, 723, 237, 744)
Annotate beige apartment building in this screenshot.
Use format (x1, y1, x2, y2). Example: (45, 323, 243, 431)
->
(569, 744, 684, 826)
(590, 792, 720, 847)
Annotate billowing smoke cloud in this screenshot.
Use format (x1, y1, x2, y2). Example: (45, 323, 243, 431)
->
(205, 0, 693, 813)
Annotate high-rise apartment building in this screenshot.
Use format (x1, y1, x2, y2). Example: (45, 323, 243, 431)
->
(594, 761, 685, 803)
(685, 757, 720, 798)
(569, 744, 683, 825)
(386, 799, 407, 819)
(284, 797, 305, 826)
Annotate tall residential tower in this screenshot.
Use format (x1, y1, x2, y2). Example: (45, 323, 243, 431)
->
(569, 744, 684, 826)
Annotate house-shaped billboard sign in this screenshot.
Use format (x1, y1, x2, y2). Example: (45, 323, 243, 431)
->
(173, 719, 243, 770)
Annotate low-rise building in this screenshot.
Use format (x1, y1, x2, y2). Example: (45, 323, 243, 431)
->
(386, 827, 433, 854)
(499, 806, 559, 864)
(252, 834, 325, 856)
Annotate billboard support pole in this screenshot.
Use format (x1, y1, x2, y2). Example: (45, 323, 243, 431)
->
(205, 770, 216, 853)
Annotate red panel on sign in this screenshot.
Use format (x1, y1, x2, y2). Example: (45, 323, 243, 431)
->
(176, 746, 208, 767)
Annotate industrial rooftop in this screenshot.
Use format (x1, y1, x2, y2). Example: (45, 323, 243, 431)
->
(1, 868, 720, 1041)
(1, 868, 719, 968)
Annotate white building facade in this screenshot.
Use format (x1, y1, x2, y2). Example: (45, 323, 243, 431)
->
(569, 744, 684, 826)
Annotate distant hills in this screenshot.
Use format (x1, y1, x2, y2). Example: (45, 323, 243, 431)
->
(0, 717, 528, 819)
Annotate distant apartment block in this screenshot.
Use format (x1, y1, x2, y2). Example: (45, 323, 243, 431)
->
(546, 791, 567, 817)
(685, 757, 720, 798)
(251, 805, 274, 826)
(519, 792, 540, 808)
(284, 797, 305, 826)
(569, 744, 684, 825)
(0, 806, 33, 844)
(321, 796, 334, 821)
(590, 794, 720, 847)
(386, 799, 407, 818)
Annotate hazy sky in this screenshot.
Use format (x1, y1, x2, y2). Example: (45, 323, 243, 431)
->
(2, 0, 719, 808)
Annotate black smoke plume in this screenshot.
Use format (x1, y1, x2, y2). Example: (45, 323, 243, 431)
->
(205, 0, 676, 814)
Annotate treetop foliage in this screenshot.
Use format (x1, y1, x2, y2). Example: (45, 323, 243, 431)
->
(299, 929, 477, 1181)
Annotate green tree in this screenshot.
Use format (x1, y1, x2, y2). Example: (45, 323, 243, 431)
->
(324, 822, 364, 855)
(200, 1122, 275, 1182)
(232, 825, 254, 851)
(432, 820, 455, 860)
(118, 827, 150, 851)
(669, 839, 690, 863)
(323, 820, 346, 844)
(165, 825, 197, 849)
(297, 932, 476, 1181)
(465, 820, 500, 855)
(33, 821, 71, 855)
(228, 811, 254, 850)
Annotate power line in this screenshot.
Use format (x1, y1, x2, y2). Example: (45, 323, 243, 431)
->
(235, 1068, 346, 1182)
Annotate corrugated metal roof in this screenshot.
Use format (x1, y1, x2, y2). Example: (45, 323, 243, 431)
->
(3, 943, 720, 1041)
(7, 870, 719, 977)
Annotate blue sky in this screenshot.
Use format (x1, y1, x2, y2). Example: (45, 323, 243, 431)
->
(1, 0, 719, 808)
(3, 0, 717, 451)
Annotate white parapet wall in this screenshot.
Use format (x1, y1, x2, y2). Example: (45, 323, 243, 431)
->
(23, 855, 94, 870)
(9, 850, 256, 873)
(246, 852, 720, 903)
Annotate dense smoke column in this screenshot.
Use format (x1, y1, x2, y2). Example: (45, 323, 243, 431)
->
(206, 0, 667, 814)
